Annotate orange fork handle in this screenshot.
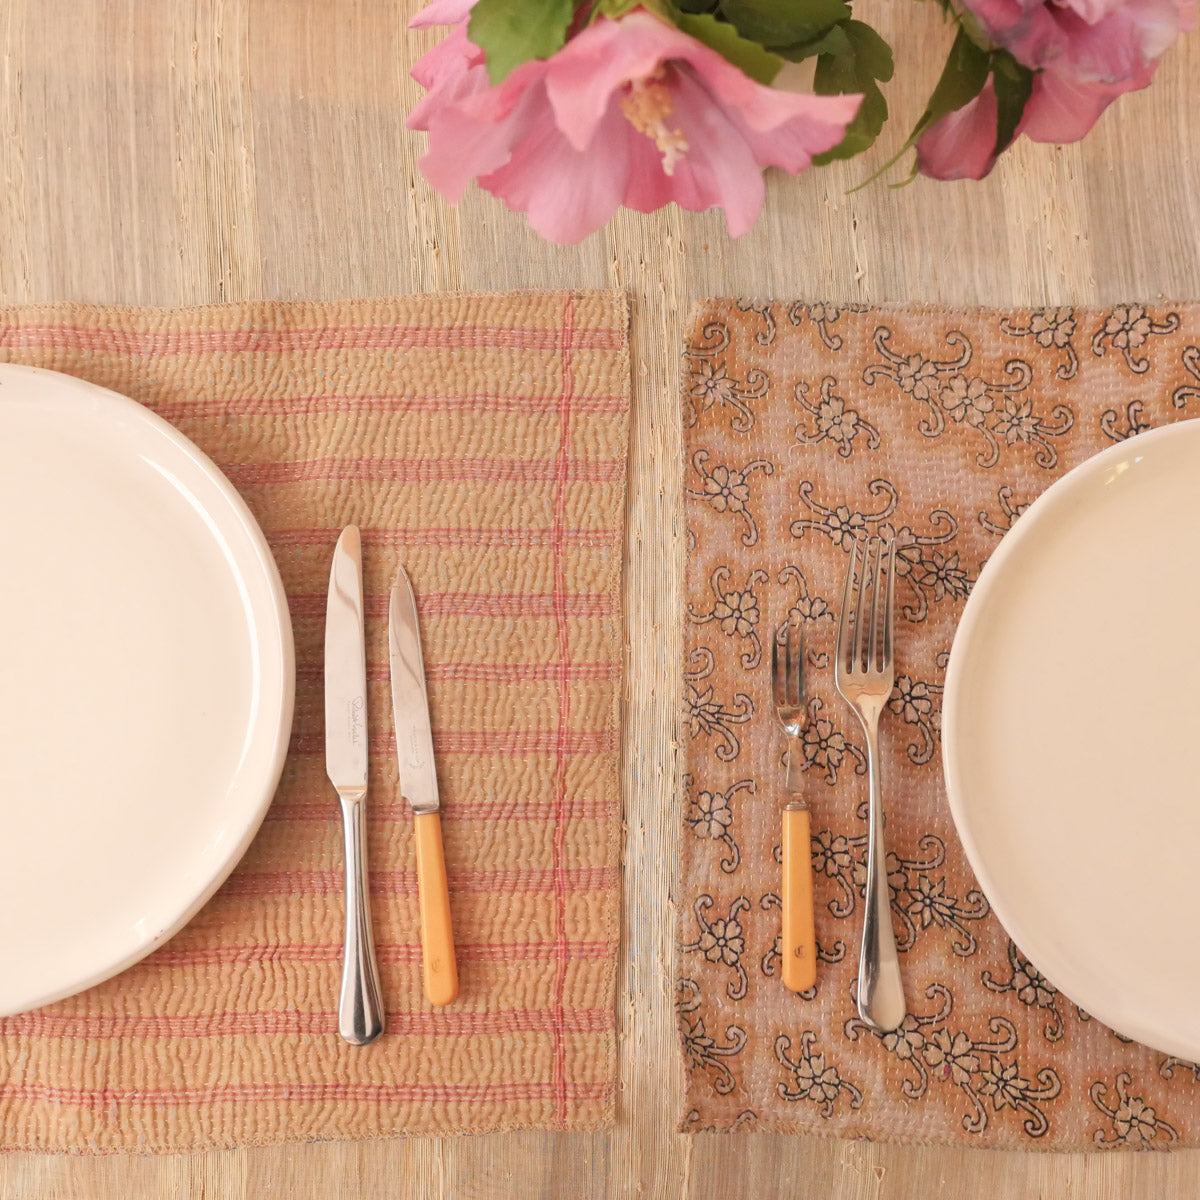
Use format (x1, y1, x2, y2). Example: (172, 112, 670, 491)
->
(782, 806, 817, 993)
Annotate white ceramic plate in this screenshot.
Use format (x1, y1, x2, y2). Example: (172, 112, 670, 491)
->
(0, 363, 294, 1015)
(944, 419, 1200, 1060)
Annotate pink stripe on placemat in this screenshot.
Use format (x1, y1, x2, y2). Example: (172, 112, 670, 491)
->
(268, 526, 617, 549)
(264, 797, 615, 823)
(286, 729, 617, 758)
(224, 456, 625, 486)
(548, 294, 577, 1129)
(0, 1006, 615, 1040)
(0, 1080, 614, 1107)
(219, 866, 618, 898)
(143, 940, 616, 968)
(284, 592, 620, 620)
(153, 391, 628, 419)
(293, 662, 621, 686)
(0, 321, 624, 355)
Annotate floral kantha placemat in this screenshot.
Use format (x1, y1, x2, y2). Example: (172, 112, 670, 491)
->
(678, 299, 1200, 1150)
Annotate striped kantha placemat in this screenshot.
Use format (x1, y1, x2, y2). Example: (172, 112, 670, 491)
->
(678, 298, 1200, 1150)
(0, 290, 628, 1152)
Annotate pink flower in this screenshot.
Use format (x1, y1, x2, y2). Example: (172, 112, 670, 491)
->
(916, 0, 1194, 179)
(966, 0, 1188, 82)
(408, 5, 861, 243)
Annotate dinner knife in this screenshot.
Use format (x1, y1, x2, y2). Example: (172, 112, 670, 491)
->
(325, 525, 385, 1045)
(389, 567, 459, 1007)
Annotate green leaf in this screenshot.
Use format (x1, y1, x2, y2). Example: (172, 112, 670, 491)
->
(675, 12, 785, 84)
(810, 21, 894, 163)
(772, 24, 850, 63)
(991, 48, 1034, 158)
(600, 0, 663, 14)
(717, 0, 849, 45)
(845, 18, 893, 81)
(468, 0, 575, 85)
(912, 26, 990, 144)
(857, 25, 989, 185)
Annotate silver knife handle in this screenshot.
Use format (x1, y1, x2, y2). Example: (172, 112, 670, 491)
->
(338, 795, 385, 1045)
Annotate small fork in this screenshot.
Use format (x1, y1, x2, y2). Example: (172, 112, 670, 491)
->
(772, 620, 816, 993)
(834, 536, 906, 1032)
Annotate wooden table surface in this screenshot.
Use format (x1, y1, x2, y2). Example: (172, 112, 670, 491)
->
(3, 2, 1199, 1195)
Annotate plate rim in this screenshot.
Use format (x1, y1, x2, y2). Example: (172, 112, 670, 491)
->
(0, 362, 295, 1014)
(942, 418, 1200, 1060)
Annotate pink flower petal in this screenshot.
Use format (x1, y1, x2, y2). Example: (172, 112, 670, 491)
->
(410, 23, 480, 94)
(410, 0, 477, 30)
(544, 12, 693, 152)
(916, 83, 1001, 181)
(1006, 4, 1173, 78)
(480, 101, 634, 243)
(963, 0, 1190, 80)
(724, 87, 862, 170)
(1018, 69, 1136, 142)
(661, 69, 767, 236)
(415, 72, 539, 202)
(619, 131, 681, 214)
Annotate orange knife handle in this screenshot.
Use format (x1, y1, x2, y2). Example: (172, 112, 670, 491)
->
(782, 805, 817, 993)
(414, 812, 459, 1006)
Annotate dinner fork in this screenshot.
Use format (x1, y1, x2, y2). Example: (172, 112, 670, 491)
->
(772, 620, 816, 993)
(834, 536, 906, 1032)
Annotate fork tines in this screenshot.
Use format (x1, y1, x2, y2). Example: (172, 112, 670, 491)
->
(772, 620, 804, 713)
(838, 536, 897, 675)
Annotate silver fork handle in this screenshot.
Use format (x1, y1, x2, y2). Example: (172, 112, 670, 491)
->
(339, 795, 385, 1045)
(857, 719, 906, 1032)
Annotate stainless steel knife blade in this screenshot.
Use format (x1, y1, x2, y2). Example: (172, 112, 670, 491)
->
(325, 525, 384, 1044)
(388, 567, 440, 817)
(325, 526, 368, 798)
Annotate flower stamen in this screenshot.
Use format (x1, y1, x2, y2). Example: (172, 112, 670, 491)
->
(620, 72, 689, 175)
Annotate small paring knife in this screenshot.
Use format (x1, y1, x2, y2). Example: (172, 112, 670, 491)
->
(325, 525, 386, 1046)
(389, 566, 459, 1007)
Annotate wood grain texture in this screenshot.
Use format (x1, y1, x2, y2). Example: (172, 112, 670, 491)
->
(1, 0, 1199, 1194)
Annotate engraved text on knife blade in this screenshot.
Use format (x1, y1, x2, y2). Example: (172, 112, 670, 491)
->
(404, 727, 427, 772)
(347, 694, 365, 747)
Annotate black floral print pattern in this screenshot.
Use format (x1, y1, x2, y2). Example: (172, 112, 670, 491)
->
(686, 449, 775, 547)
(1171, 345, 1200, 410)
(776, 1031, 863, 1114)
(847, 985, 1061, 1136)
(1001, 307, 1080, 379)
(788, 301, 869, 351)
(684, 321, 767, 431)
(688, 565, 769, 669)
(792, 376, 881, 458)
(1091, 1073, 1179, 1148)
(864, 326, 1073, 467)
(889, 672, 943, 765)
(684, 648, 752, 762)
(677, 979, 747, 1096)
(682, 896, 752, 1001)
(684, 776, 753, 874)
(978, 485, 1031, 537)
(983, 940, 1066, 1042)
(1091, 305, 1180, 374)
